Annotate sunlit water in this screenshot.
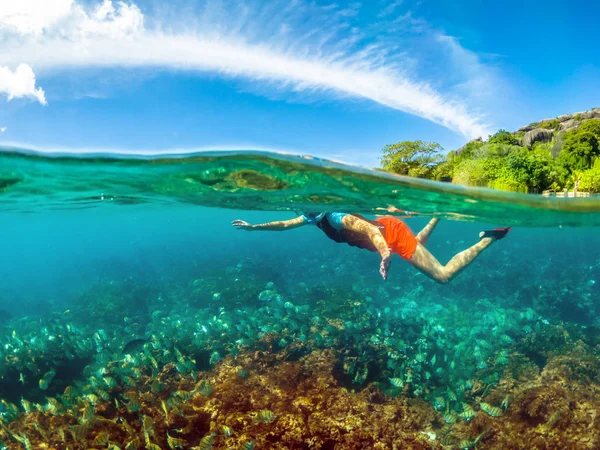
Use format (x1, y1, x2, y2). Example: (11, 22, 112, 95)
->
(1, 147, 599, 449)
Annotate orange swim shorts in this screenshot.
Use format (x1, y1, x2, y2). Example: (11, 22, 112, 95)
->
(375, 216, 418, 261)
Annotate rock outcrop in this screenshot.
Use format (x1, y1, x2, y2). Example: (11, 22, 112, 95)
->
(522, 128, 554, 148)
(558, 119, 580, 132)
(516, 109, 599, 136)
(557, 114, 573, 122)
(552, 131, 567, 157)
(518, 124, 535, 133)
(477, 108, 599, 155)
(574, 110, 600, 120)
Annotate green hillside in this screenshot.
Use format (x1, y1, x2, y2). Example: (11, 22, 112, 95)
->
(380, 108, 600, 194)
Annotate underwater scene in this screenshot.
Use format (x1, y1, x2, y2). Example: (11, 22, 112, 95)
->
(1, 148, 600, 450)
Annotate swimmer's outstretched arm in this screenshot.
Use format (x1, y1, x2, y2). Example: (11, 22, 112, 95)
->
(232, 216, 307, 231)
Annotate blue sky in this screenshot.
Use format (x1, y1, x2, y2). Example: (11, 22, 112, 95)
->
(1, 0, 599, 167)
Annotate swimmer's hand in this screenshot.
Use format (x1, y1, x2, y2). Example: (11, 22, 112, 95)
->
(232, 220, 255, 231)
(380, 249, 392, 280)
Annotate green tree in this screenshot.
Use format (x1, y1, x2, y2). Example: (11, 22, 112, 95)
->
(580, 118, 600, 135)
(558, 131, 600, 171)
(450, 140, 484, 162)
(380, 141, 443, 176)
(487, 129, 520, 146)
(452, 158, 504, 187)
(451, 144, 565, 192)
(538, 119, 560, 129)
(530, 146, 568, 191)
(557, 120, 600, 171)
(472, 143, 520, 159)
(431, 161, 454, 182)
(488, 169, 528, 192)
(579, 160, 600, 193)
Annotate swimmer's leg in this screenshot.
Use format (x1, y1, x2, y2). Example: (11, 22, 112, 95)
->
(415, 218, 440, 246)
(408, 237, 494, 284)
(341, 215, 392, 280)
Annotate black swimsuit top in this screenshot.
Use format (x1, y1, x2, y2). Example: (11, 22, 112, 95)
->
(315, 214, 384, 253)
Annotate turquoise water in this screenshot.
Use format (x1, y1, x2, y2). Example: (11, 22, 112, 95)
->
(1, 147, 600, 449)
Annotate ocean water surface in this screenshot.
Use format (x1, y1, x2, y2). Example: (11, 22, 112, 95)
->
(1, 148, 599, 449)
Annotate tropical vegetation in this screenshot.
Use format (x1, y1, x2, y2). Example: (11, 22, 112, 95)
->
(380, 116, 600, 193)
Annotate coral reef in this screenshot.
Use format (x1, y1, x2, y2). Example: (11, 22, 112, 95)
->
(1, 276, 600, 449)
(0, 346, 440, 449)
(442, 338, 600, 449)
(2, 325, 600, 449)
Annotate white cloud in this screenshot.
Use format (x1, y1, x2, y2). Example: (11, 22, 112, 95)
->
(0, 0, 142, 38)
(0, 127, 6, 132)
(0, 64, 47, 104)
(435, 34, 497, 99)
(66, 0, 144, 39)
(0, 0, 497, 138)
(0, 0, 74, 35)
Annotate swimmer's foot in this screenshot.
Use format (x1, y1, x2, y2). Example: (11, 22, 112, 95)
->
(479, 227, 511, 241)
(380, 249, 392, 280)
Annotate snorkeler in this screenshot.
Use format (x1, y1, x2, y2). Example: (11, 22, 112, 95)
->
(231, 213, 510, 283)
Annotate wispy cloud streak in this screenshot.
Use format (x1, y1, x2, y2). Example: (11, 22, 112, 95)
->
(0, 0, 497, 138)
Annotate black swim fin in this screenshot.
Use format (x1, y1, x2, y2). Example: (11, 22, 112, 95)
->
(479, 227, 511, 241)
